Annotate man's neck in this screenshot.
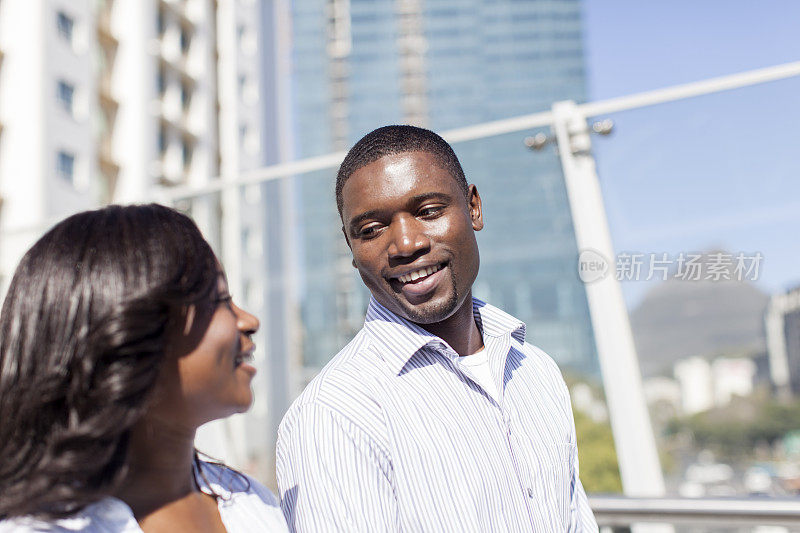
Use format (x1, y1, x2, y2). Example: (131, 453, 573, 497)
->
(419, 294, 484, 356)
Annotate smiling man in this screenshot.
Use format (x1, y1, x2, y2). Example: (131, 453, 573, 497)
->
(276, 125, 598, 532)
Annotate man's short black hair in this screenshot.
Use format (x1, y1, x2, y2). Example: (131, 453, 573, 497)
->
(336, 125, 469, 217)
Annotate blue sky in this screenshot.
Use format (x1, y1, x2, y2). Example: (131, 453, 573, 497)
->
(582, 0, 800, 307)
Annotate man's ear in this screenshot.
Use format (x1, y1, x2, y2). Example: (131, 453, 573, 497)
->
(468, 184, 484, 231)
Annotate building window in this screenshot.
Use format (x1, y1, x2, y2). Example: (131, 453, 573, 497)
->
(180, 25, 191, 54)
(244, 226, 263, 258)
(244, 184, 261, 204)
(245, 128, 260, 154)
(156, 7, 166, 36)
(182, 140, 192, 168)
(180, 81, 191, 110)
(57, 80, 74, 115)
(157, 65, 167, 96)
(239, 26, 258, 56)
(244, 278, 263, 309)
(238, 74, 246, 94)
(56, 11, 74, 45)
(158, 124, 167, 154)
(242, 78, 259, 106)
(57, 151, 75, 182)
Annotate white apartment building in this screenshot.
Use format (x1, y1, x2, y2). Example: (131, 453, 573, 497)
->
(0, 0, 219, 280)
(0, 0, 276, 476)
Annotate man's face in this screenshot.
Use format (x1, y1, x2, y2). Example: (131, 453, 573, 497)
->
(341, 150, 483, 324)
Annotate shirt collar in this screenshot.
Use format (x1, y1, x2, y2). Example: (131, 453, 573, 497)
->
(363, 296, 526, 376)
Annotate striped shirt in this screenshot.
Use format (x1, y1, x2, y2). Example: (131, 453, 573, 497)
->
(277, 297, 598, 532)
(0, 461, 289, 532)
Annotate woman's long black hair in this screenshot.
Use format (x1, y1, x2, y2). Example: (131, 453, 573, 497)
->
(0, 204, 219, 519)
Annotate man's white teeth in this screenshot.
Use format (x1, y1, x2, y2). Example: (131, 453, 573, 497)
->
(398, 264, 442, 283)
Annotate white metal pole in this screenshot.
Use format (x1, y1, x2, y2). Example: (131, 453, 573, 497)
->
(551, 100, 665, 497)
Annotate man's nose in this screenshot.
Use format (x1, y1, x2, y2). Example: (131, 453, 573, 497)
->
(387, 215, 430, 258)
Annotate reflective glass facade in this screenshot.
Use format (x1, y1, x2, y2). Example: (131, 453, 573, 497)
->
(289, 0, 598, 378)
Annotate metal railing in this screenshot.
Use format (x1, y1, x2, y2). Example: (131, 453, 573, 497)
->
(590, 496, 800, 528)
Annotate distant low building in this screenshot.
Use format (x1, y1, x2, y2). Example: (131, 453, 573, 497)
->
(673, 355, 756, 416)
(643, 376, 682, 412)
(765, 286, 800, 397)
(712, 357, 756, 406)
(674, 357, 714, 415)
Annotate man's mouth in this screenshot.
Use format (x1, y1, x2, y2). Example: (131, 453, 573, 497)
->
(392, 263, 445, 284)
(387, 262, 448, 301)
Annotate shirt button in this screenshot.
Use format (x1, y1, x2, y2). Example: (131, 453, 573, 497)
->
(527, 488, 534, 498)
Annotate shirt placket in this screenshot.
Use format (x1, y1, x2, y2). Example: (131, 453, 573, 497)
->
(447, 336, 539, 530)
(490, 334, 540, 530)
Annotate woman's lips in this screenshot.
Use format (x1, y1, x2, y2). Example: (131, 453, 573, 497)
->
(234, 350, 257, 376)
(237, 361, 257, 376)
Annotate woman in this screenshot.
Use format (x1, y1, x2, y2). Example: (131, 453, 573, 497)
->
(0, 204, 288, 532)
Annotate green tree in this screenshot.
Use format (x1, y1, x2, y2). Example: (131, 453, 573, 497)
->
(574, 408, 623, 493)
(665, 395, 800, 462)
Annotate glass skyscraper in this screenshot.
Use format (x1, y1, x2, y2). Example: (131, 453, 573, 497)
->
(288, 0, 598, 382)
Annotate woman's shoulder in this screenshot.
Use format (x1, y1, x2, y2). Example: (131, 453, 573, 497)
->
(196, 460, 279, 506)
(0, 498, 140, 533)
(196, 460, 288, 532)
(195, 460, 285, 515)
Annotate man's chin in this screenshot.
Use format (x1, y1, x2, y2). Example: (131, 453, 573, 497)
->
(394, 293, 459, 325)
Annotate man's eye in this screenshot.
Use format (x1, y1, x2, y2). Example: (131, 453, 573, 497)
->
(359, 225, 381, 238)
(418, 206, 443, 217)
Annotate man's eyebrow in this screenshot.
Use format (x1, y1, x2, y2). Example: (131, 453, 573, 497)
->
(348, 209, 382, 234)
(408, 191, 452, 204)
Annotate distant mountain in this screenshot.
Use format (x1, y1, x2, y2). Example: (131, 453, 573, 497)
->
(630, 256, 768, 377)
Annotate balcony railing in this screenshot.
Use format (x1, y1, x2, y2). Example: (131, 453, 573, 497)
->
(590, 496, 800, 528)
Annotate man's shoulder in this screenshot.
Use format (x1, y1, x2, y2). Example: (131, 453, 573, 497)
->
(477, 299, 565, 376)
(516, 336, 569, 378)
(297, 328, 381, 396)
(517, 338, 563, 369)
(280, 328, 388, 434)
